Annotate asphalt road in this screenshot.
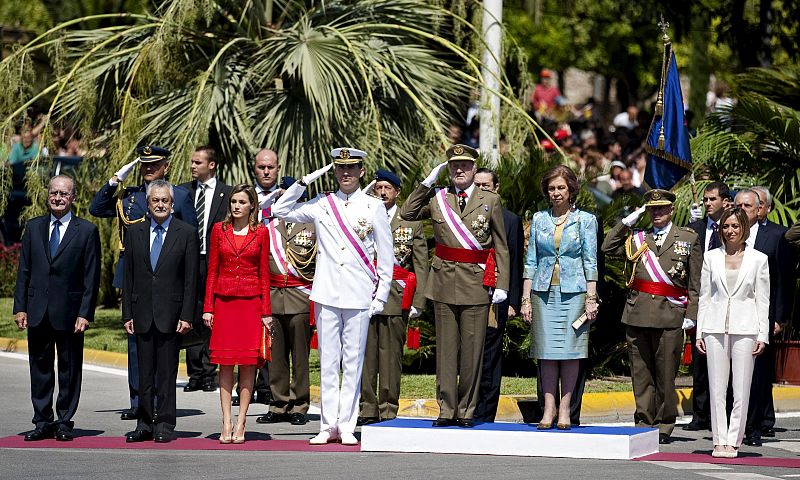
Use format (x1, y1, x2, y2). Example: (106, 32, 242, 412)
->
(3, 352, 800, 480)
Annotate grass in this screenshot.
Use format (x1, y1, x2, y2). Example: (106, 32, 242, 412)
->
(2, 298, 634, 398)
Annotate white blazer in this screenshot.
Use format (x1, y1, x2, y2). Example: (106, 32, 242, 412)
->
(697, 246, 770, 343)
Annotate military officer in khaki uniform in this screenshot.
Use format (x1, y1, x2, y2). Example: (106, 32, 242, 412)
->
(400, 144, 510, 428)
(359, 170, 429, 425)
(256, 177, 316, 426)
(602, 189, 701, 444)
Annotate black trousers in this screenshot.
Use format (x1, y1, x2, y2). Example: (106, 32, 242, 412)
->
(136, 326, 180, 434)
(185, 255, 217, 384)
(27, 315, 84, 430)
(475, 302, 508, 422)
(689, 332, 710, 424)
(746, 342, 776, 435)
(536, 358, 588, 426)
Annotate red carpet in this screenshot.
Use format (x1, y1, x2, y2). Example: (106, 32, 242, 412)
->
(0, 435, 360, 452)
(637, 452, 800, 468)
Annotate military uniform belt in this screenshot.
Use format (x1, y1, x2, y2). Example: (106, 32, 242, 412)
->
(630, 278, 687, 298)
(434, 243, 497, 288)
(268, 272, 312, 289)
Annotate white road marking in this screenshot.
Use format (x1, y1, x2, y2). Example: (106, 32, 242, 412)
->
(697, 474, 780, 479)
(645, 461, 730, 470)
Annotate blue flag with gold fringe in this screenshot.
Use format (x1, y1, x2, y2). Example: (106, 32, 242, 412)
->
(644, 45, 692, 190)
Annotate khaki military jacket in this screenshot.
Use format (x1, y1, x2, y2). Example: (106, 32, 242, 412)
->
(382, 213, 429, 316)
(602, 221, 701, 328)
(268, 220, 316, 315)
(399, 184, 509, 305)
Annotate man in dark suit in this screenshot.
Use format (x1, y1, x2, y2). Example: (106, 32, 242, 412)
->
(178, 146, 232, 393)
(13, 175, 101, 442)
(684, 181, 731, 432)
(122, 179, 199, 443)
(90, 145, 197, 420)
(736, 188, 796, 446)
(473, 168, 523, 422)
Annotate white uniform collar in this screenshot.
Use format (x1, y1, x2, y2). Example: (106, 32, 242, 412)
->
(386, 204, 398, 220)
(335, 188, 364, 202)
(456, 183, 475, 198)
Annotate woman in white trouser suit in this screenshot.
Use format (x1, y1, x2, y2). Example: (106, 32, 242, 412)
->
(696, 208, 769, 458)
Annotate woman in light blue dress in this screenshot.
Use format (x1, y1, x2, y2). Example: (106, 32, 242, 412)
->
(520, 165, 599, 430)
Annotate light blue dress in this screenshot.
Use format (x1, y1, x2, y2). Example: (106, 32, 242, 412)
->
(524, 209, 598, 360)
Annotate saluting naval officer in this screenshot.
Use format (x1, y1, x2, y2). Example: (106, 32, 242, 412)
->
(89, 145, 197, 421)
(272, 148, 393, 446)
(601, 189, 701, 444)
(399, 144, 510, 428)
(358, 169, 429, 425)
(256, 176, 316, 427)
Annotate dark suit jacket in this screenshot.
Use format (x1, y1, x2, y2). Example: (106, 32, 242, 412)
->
(754, 220, 795, 330)
(177, 179, 232, 249)
(688, 218, 708, 252)
(503, 208, 524, 312)
(13, 214, 101, 330)
(122, 217, 199, 333)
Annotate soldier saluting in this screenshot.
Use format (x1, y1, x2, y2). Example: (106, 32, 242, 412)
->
(90, 145, 197, 421)
(601, 189, 701, 445)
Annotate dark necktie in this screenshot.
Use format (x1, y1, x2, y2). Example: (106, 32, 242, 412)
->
(196, 183, 206, 247)
(49, 219, 62, 257)
(457, 191, 467, 212)
(151, 224, 164, 270)
(708, 222, 719, 250)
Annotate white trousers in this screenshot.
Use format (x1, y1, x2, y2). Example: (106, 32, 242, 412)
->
(704, 333, 756, 447)
(316, 304, 371, 434)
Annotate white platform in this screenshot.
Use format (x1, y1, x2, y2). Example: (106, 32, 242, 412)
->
(361, 418, 659, 459)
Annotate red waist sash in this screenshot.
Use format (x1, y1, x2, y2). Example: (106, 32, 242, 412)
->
(393, 265, 417, 311)
(631, 278, 687, 299)
(434, 243, 497, 288)
(268, 272, 314, 326)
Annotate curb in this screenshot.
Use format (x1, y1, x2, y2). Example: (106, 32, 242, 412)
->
(5, 337, 800, 423)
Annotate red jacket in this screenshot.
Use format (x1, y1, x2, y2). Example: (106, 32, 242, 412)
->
(204, 222, 271, 315)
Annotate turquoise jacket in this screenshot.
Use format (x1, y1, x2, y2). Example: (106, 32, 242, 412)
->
(524, 209, 598, 293)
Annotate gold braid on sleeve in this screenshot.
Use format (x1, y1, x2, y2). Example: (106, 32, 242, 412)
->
(624, 233, 649, 288)
(115, 183, 146, 251)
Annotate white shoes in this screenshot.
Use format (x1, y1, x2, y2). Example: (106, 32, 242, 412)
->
(340, 432, 359, 445)
(309, 430, 340, 445)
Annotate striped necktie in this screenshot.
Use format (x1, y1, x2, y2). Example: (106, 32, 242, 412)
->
(196, 183, 206, 249)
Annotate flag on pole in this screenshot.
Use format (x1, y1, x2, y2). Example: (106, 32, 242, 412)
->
(644, 26, 692, 191)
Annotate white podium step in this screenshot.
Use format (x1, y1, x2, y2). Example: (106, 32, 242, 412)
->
(361, 418, 659, 459)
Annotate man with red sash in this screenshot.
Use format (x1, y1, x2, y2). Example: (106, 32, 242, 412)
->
(400, 144, 510, 428)
(272, 148, 393, 446)
(256, 176, 316, 427)
(602, 189, 701, 444)
(358, 170, 429, 425)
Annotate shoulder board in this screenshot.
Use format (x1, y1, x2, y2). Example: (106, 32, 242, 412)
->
(680, 227, 697, 234)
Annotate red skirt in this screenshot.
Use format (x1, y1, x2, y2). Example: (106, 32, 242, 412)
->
(209, 295, 263, 367)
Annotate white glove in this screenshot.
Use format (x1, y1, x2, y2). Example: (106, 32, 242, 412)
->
(689, 204, 703, 223)
(421, 161, 449, 188)
(368, 299, 385, 317)
(622, 205, 647, 227)
(409, 306, 421, 319)
(682, 318, 696, 330)
(111, 158, 140, 185)
(491, 289, 507, 304)
(302, 162, 334, 185)
(259, 189, 281, 211)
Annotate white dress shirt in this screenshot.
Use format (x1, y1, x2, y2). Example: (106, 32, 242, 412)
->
(149, 216, 172, 249)
(653, 222, 673, 247)
(455, 183, 476, 203)
(49, 211, 73, 247)
(747, 222, 760, 248)
(386, 204, 398, 221)
(705, 217, 719, 252)
(195, 177, 217, 254)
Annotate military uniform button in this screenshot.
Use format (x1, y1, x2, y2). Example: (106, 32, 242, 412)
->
(651, 294, 655, 299)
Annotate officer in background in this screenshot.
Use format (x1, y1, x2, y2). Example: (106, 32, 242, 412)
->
(358, 170, 429, 425)
(601, 189, 701, 444)
(90, 145, 197, 420)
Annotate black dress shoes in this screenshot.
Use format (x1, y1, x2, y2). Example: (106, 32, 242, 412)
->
(55, 428, 74, 441)
(432, 418, 454, 427)
(202, 382, 217, 392)
(290, 413, 308, 426)
(357, 417, 381, 426)
(120, 408, 138, 420)
(183, 379, 202, 392)
(24, 428, 54, 441)
(154, 432, 173, 443)
(762, 427, 776, 438)
(256, 411, 286, 424)
(658, 433, 671, 445)
(457, 418, 475, 428)
(232, 396, 240, 407)
(743, 433, 763, 446)
(682, 421, 710, 431)
(255, 391, 272, 405)
(126, 430, 153, 443)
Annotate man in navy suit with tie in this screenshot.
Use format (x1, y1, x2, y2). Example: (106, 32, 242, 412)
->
(14, 175, 101, 441)
(90, 145, 197, 421)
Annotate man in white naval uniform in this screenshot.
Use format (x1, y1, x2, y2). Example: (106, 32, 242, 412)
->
(272, 147, 393, 445)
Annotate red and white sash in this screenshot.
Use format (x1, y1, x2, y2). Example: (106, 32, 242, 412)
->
(267, 219, 312, 295)
(632, 231, 688, 307)
(435, 188, 485, 269)
(324, 193, 378, 286)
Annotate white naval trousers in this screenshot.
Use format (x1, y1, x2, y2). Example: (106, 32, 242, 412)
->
(704, 333, 757, 447)
(316, 304, 371, 434)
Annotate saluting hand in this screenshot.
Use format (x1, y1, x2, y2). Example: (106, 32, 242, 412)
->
(421, 161, 449, 188)
(302, 162, 334, 185)
(203, 313, 214, 329)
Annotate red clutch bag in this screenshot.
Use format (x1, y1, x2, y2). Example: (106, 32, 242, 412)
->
(259, 325, 272, 363)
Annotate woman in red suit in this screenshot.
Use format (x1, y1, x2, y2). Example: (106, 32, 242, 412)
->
(203, 185, 272, 444)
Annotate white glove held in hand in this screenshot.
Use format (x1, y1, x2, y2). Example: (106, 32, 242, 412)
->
(111, 158, 141, 185)
(491, 289, 508, 304)
(409, 307, 421, 319)
(301, 162, 334, 185)
(421, 161, 449, 188)
(622, 206, 647, 227)
(368, 299, 385, 317)
(689, 204, 703, 223)
(682, 318, 696, 330)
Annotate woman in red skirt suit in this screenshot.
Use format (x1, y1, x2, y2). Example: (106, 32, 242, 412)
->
(203, 185, 271, 443)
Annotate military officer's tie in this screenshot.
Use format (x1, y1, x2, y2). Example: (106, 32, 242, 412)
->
(708, 222, 719, 250)
(457, 191, 468, 212)
(151, 224, 164, 270)
(654, 231, 665, 251)
(196, 183, 206, 249)
(49, 219, 62, 257)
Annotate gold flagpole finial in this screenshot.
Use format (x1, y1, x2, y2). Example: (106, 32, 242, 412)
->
(654, 14, 671, 119)
(658, 14, 671, 44)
